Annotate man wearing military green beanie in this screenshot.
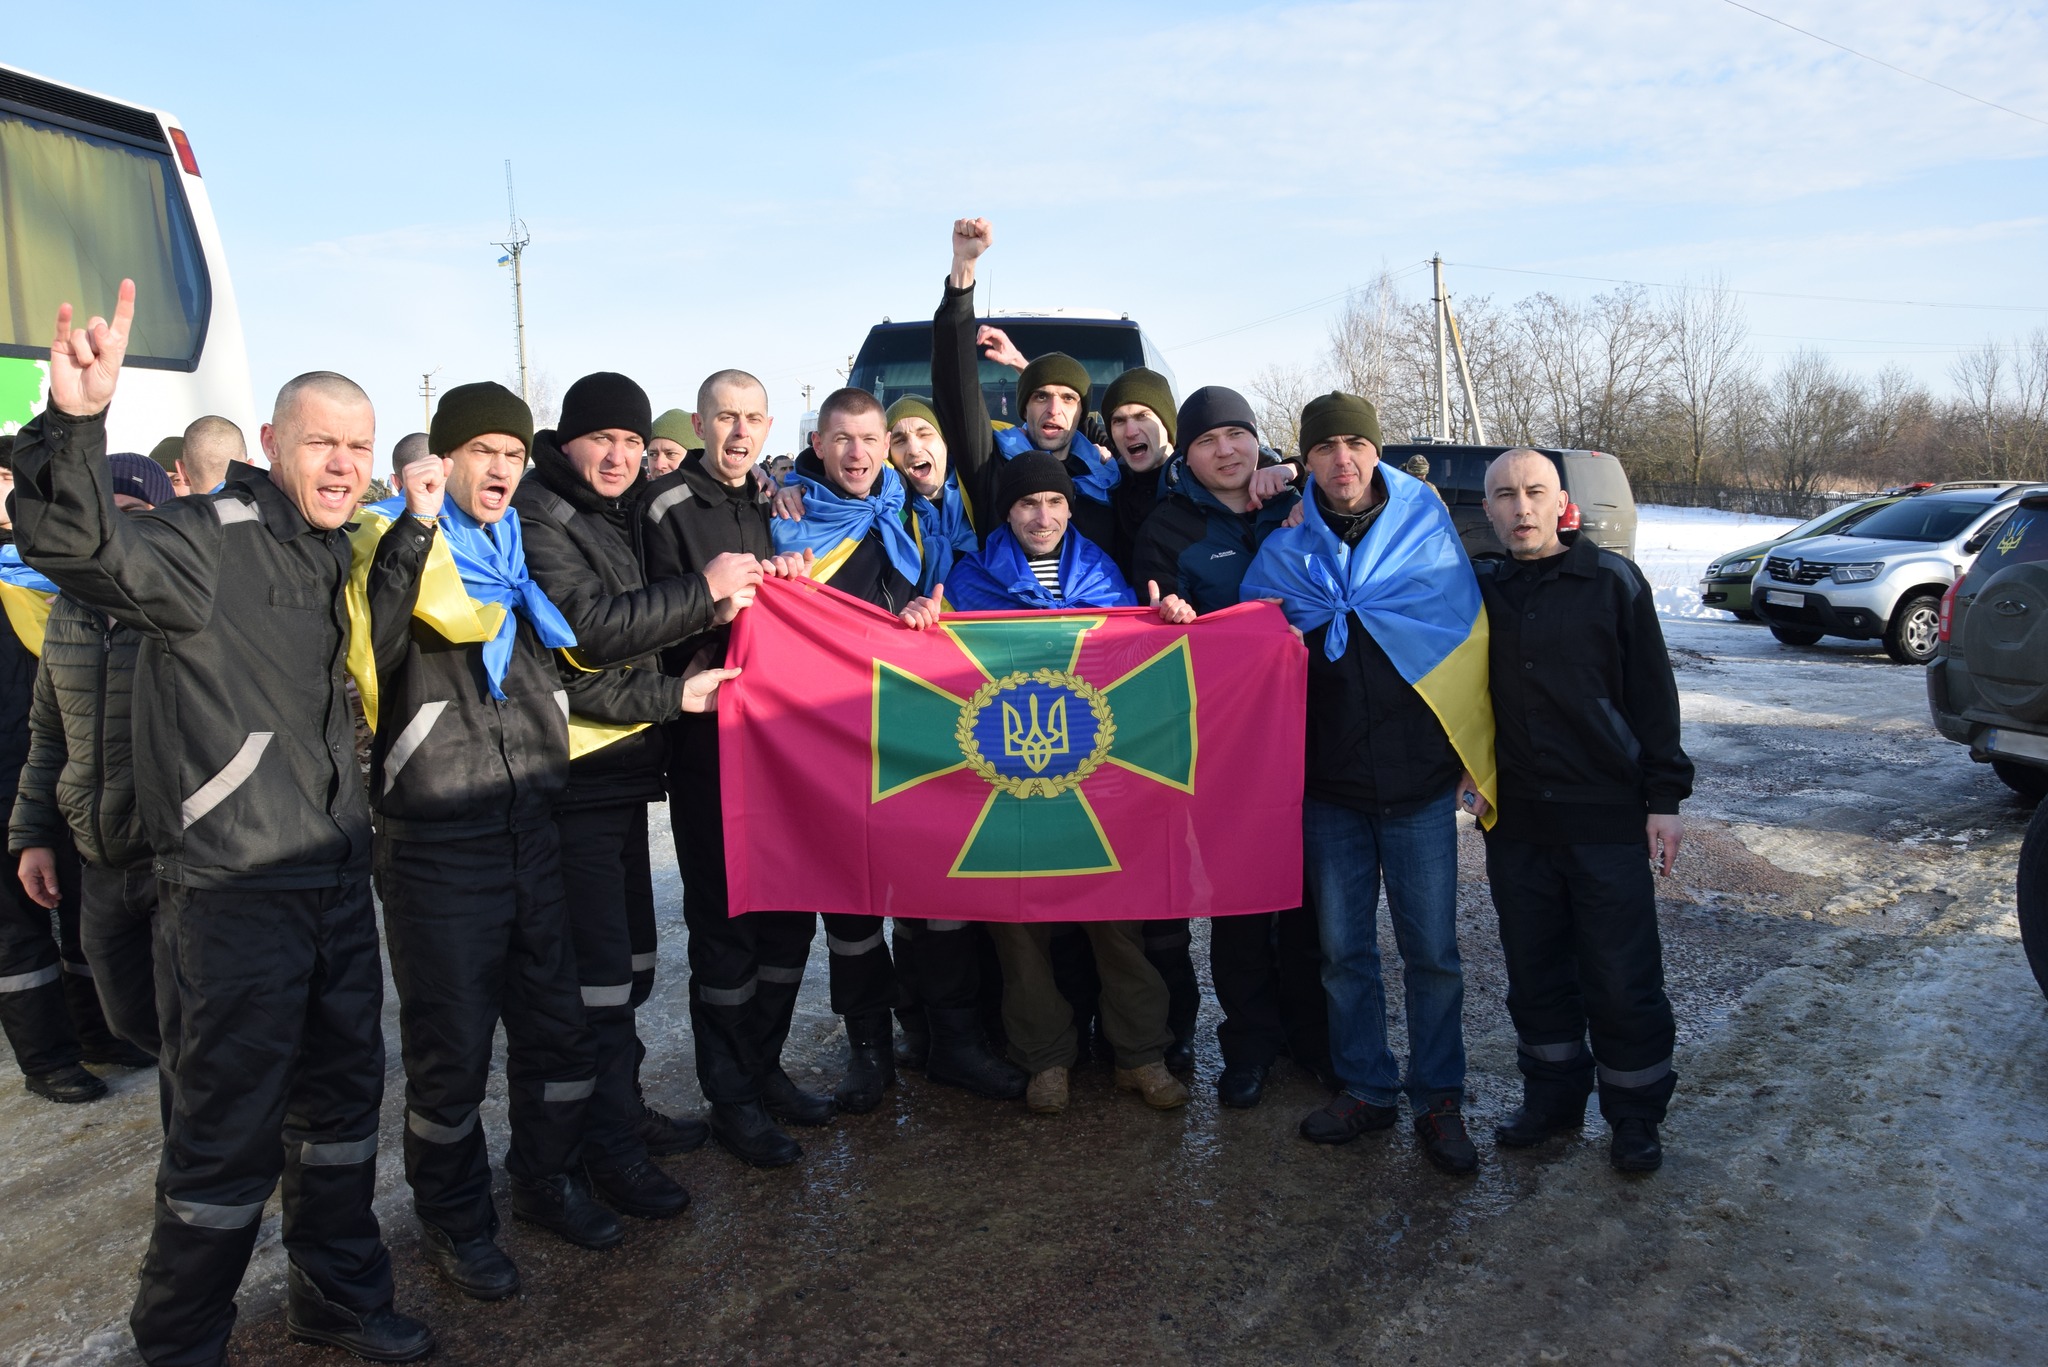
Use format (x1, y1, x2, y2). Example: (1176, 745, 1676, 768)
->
(647, 409, 703, 480)
(1101, 367, 1178, 578)
(429, 380, 536, 457)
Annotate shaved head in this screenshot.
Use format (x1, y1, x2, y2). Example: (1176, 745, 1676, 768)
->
(697, 368, 766, 416)
(1483, 447, 1558, 493)
(273, 371, 371, 433)
(180, 415, 245, 493)
(391, 432, 430, 476)
(1482, 448, 1569, 559)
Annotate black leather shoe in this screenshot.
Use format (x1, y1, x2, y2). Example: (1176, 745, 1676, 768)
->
(420, 1221, 519, 1301)
(1494, 1094, 1590, 1149)
(1414, 1098, 1480, 1176)
(1298, 1093, 1399, 1144)
(761, 1068, 836, 1127)
(510, 1171, 623, 1250)
(24, 1064, 107, 1104)
(835, 1010, 896, 1114)
(586, 1156, 690, 1220)
(82, 1039, 157, 1069)
(711, 1100, 803, 1168)
(924, 1007, 1028, 1100)
(1216, 1060, 1272, 1109)
(284, 1263, 434, 1362)
(1163, 1039, 1196, 1076)
(1609, 1118, 1664, 1173)
(635, 1101, 709, 1156)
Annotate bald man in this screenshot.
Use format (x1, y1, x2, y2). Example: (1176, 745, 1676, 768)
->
(13, 283, 432, 1363)
(1476, 448, 1693, 1175)
(178, 415, 244, 496)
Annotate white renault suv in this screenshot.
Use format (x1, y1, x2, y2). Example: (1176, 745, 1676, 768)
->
(1752, 484, 2048, 664)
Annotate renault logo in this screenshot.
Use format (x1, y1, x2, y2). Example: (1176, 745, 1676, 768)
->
(1789, 558, 1804, 580)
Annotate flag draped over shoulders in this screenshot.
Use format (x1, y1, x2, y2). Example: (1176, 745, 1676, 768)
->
(947, 526, 1135, 611)
(0, 545, 58, 657)
(912, 476, 979, 584)
(1240, 468, 1497, 820)
(772, 465, 935, 590)
(992, 425, 1122, 504)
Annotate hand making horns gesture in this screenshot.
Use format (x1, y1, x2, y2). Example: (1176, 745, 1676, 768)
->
(49, 278, 137, 417)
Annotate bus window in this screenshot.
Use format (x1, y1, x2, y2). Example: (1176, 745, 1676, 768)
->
(0, 110, 211, 369)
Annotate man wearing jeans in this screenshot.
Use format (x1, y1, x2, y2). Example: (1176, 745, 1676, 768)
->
(1242, 392, 1493, 1176)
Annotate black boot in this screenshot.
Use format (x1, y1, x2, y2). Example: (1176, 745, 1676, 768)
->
(585, 1155, 690, 1220)
(510, 1170, 624, 1249)
(283, 1263, 434, 1363)
(24, 1063, 106, 1104)
(1494, 1090, 1590, 1149)
(635, 1100, 709, 1156)
(892, 1006, 931, 1070)
(419, 1220, 519, 1301)
(710, 1100, 803, 1168)
(834, 1010, 895, 1114)
(762, 1067, 836, 1126)
(1216, 1060, 1272, 1109)
(924, 1006, 1028, 1100)
(1610, 1118, 1663, 1173)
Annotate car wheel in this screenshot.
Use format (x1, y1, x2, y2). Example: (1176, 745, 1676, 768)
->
(1769, 624, 1824, 647)
(1993, 759, 2048, 803)
(1884, 593, 1942, 665)
(2014, 800, 2048, 999)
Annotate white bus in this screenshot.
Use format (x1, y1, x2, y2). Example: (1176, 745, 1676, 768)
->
(0, 63, 254, 456)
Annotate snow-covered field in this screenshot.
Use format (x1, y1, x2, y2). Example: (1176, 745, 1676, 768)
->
(1634, 504, 1799, 621)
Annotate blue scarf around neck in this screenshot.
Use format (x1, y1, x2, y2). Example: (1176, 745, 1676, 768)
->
(992, 425, 1122, 505)
(947, 525, 1134, 611)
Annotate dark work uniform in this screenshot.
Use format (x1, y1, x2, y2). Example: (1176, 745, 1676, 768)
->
(14, 414, 389, 1366)
(365, 510, 596, 1243)
(1133, 460, 1330, 1080)
(9, 594, 157, 1062)
(640, 454, 817, 1105)
(929, 279, 1121, 555)
(1476, 537, 1694, 1122)
(513, 432, 715, 1165)
(789, 453, 982, 1026)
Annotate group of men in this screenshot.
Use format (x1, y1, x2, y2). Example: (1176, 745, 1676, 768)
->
(0, 215, 1691, 1367)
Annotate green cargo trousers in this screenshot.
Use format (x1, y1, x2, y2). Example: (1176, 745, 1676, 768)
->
(988, 920, 1174, 1072)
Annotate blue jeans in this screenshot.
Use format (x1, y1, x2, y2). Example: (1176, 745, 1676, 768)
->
(1304, 794, 1464, 1108)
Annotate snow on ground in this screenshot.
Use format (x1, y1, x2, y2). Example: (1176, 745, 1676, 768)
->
(1635, 504, 1800, 621)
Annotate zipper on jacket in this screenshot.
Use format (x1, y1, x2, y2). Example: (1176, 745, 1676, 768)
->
(91, 620, 112, 861)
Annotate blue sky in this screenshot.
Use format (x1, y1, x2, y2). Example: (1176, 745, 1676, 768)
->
(10, 0, 2048, 443)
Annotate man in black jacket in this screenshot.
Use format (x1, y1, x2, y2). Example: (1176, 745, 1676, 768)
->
(514, 371, 762, 1220)
(1476, 448, 1692, 1174)
(12, 454, 172, 1079)
(642, 368, 830, 1168)
(365, 382, 644, 1300)
(15, 284, 431, 1365)
(1130, 387, 1330, 1111)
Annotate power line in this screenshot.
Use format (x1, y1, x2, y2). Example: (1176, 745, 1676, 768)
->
(1444, 260, 2048, 313)
(1717, 0, 2048, 129)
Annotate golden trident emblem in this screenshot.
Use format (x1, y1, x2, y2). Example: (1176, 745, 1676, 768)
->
(1002, 692, 1070, 774)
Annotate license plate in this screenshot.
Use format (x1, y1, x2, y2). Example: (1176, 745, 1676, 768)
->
(1986, 729, 2048, 763)
(1764, 590, 1804, 607)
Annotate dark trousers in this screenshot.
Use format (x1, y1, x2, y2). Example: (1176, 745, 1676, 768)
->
(552, 802, 653, 1166)
(1140, 918, 1200, 1047)
(0, 823, 115, 1074)
(1209, 906, 1330, 1076)
(131, 879, 390, 1367)
(669, 719, 816, 1104)
(79, 860, 162, 1056)
(377, 826, 596, 1240)
(1484, 835, 1677, 1123)
(989, 921, 1173, 1071)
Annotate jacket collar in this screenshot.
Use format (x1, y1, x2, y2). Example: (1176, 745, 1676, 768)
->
(1501, 533, 1600, 580)
(678, 451, 763, 509)
(529, 429, 644, 520)
(225, 461, 317, 543)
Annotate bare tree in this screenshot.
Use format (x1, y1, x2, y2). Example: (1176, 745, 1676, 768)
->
(511, 370, 561, 432)
(1662, 277, 1750, 486)
(1249, 362, 1323, 458)
(1326, 270, 1405, 408)
(1762, 350, 1864, 499)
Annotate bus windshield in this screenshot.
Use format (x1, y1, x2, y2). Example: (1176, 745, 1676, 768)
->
(851, 320, 1151, 423)
(0, 109, 210, 368)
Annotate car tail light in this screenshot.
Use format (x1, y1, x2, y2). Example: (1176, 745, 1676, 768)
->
(168, 126, 200, 176)
(1560, 501, 1581, 532)
(1939, 578, 1960, 643)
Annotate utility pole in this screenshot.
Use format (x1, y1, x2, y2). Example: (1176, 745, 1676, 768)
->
(800, 384, 815, 410)
(419, 367, 441, 432)
(1432, 255, 1451, 441)
(1445, 302, 1487, 444)
(492, 161, 532, 410)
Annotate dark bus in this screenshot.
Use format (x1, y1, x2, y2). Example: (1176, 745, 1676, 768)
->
(847, 313, 1176, 424)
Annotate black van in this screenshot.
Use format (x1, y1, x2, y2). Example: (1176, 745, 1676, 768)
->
(848, 312, 1176, 424)
(1386, 443, 1639, 561)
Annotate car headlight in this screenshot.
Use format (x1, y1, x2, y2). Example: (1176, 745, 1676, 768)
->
(1719, 558, 1759, 577)
(1830, 562, 1884, 583)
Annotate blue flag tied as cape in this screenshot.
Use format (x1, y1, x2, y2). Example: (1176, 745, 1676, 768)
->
(992, 425, 1122, 504)
(0, 545, 58, 594)
(773, 464, 933, 590)
(370, 497, 576, 699)
(912, 476, 979, 584)
(947, 526, 1136, 611)
(1240, 467, 1498, 820)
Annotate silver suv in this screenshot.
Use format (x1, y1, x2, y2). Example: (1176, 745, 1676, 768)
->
(1753, 483, 2048, 664)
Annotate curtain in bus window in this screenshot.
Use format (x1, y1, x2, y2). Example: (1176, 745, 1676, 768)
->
(0, 115, 203, 364)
